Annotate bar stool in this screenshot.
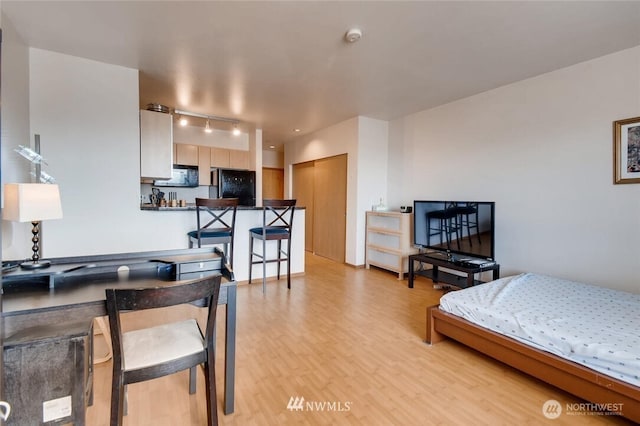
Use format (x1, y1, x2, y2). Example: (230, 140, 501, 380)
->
(451, 202, 481, 246)
(248, 199, 296, 292)
(188, 198, 238, 269)
(426, 203, 460, 250)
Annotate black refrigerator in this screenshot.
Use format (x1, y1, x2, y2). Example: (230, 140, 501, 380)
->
(217, 169, 256, 206)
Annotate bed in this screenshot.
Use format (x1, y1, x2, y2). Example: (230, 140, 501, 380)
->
(425, 273, 640, 423)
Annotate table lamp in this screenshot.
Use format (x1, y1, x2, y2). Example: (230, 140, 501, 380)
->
(3, 183, 63, 269)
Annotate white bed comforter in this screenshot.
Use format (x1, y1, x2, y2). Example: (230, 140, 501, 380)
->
(439, 273, 640, 387)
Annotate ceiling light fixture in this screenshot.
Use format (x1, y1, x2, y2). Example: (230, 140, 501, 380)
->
(174, 109, 241, 135)
(345, 28, 362, 43)
(178, 115, 188, 126)
(294, 128, 301, 132)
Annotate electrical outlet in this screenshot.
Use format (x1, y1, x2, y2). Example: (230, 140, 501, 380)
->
(43, 396, 71, 422)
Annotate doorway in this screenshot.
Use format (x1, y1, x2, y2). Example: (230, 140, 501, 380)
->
(262, 167, 284, 200)
(293, 154, 347, 263)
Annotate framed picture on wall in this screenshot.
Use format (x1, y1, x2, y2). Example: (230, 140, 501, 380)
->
(614, 116, 640, 184)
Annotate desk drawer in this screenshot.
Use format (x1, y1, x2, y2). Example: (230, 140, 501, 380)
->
(178, 259, 221, 274)
(178, 270, 220, 281)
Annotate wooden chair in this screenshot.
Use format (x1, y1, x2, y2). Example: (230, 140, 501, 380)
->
(248, 199, 296, 292)
(188, 198, 238, 269)
(93, 317, 113, 364)
(105, 275, 222, 426)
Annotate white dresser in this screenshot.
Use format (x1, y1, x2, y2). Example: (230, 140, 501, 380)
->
(365, 211, 418, 279)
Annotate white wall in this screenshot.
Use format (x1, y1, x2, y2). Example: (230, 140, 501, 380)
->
(262, 150, 284, 168)
(388, 46, 640, 293)
(355, 117, 389, 265)
(286, 116, 388, 266)
(251, 128, 263, 204)
(26, 48, 143, 257)
(1, 15, 37, 258)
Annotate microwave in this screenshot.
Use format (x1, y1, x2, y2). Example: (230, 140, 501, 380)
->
(153, 165, 199, 187)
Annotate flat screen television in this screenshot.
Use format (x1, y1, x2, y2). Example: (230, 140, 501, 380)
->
(413, 200, 495, 260)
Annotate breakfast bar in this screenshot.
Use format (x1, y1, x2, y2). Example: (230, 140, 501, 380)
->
(138, 205, 305, 283)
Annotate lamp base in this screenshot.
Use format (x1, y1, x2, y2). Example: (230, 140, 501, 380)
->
(20, 259, 52, 270)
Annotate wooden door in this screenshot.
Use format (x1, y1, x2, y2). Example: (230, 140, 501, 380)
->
(313, 155, 347, 262)
(262, 167, 284, 200)
(292, 162, 315, 252)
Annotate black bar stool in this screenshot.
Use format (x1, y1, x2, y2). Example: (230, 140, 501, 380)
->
(188, 198, 238, 269)
(451, 202, 481, 246)
(248, 199, 296, 292)
(426, 203, 460, 250)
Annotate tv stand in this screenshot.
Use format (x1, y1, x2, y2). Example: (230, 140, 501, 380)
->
(408, 252, 499, 289)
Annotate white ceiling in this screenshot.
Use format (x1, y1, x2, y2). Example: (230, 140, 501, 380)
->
(3, 1, 640, 147)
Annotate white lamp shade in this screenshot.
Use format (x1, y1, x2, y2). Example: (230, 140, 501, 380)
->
(3, 183, 63, 222)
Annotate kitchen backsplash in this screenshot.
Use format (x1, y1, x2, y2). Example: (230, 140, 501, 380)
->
(140, 183, 211, 205)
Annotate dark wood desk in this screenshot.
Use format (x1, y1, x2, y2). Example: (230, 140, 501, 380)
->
(2, 248, 237, 417)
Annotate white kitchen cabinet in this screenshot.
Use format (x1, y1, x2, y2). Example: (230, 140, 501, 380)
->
(140, 109, 173, 179)
(365, 211, 418, 279)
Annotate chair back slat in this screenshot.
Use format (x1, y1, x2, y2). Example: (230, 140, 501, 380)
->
(262, 199, 296, 229)
(191, 198, 239, 269)
(195, 198, 238, 233)
(106, 275, 221, 311)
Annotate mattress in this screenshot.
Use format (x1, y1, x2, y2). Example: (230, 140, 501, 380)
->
(439, 273, 640, 387)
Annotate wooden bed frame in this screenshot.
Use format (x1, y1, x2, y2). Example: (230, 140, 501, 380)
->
(426, 305, 640, 423)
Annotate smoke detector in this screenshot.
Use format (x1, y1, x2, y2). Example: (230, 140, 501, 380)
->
(345, 28, 362, 43)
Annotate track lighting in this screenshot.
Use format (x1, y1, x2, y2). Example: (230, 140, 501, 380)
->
(174, 109, 241, 136)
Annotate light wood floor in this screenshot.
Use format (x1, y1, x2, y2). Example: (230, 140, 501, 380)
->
(87, 253, 633, 425)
